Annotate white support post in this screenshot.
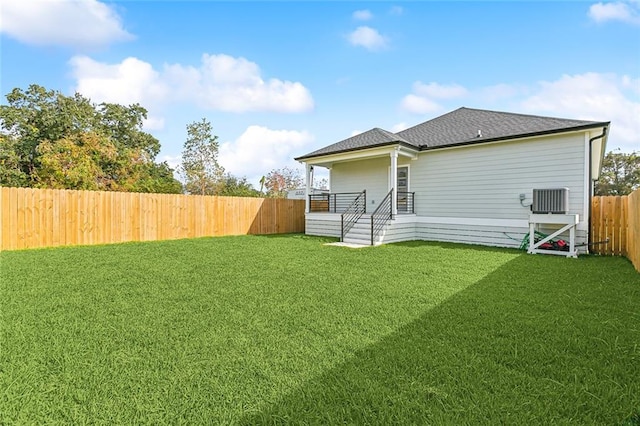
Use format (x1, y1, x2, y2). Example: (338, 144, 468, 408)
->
(305, 163, 312, 213)
(390, 149, 398, 217)
(569, 225, 575, 255)
(528, 214, 579, 258)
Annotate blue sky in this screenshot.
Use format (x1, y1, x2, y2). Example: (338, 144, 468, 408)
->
(1, 1, 639, 186)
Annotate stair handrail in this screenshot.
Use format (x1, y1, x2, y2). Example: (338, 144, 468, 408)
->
(370, 189, 393, 245)
(340, 190, 366, 241)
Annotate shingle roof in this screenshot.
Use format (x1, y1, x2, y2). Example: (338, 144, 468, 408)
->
(295, 107, 609, 161)
(397, 107, 607, 149)
(295, 127, 414, 160)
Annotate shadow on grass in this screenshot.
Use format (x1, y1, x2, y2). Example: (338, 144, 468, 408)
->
(241, 254, 640, 424)
(389, 239, 526, 254)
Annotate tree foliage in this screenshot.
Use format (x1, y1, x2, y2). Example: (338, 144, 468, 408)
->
(264, 166, 304, 198)
(179, 118, 225, 195)
(595, 150, 639, 196)
(314, 177, 329, 190)
(217, 174, 262, 197)
(0, 84, 182, 193)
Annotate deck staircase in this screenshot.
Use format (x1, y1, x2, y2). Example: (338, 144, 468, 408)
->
(342, 215, 384, 246)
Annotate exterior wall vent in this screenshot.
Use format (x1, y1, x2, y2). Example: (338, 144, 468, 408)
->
(532, 188, 569, 214)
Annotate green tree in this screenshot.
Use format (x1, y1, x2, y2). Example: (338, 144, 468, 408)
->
(34, 132, 117, 190)
(134, 162, 184, 194)
(0, 84, 182, 193)
(0, 86, 95, 182)
(179, 118, 224, 195)
(259, 175, 266, 194)
(0, 134, 29, 187)
(217, 174, 261, 197)
(264, 166, 304, 198)
(595, 150, 639, 196)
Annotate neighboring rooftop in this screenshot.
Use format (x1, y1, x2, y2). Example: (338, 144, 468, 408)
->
(295, 107, 609, 161)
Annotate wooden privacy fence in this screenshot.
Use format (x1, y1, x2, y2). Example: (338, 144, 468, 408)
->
(0, 187, 305, 251)
(591, 189, 639, 271)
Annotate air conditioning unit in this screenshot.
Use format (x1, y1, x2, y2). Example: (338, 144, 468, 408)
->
(532, 188, 569, 214)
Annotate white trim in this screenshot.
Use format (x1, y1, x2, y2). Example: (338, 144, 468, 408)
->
(590, 127, 607, 180)
(529, 213, 579, 225)
(308, 212, 585, 230)
(583, 133, 590, 237)
(390, 149, 398, 216)
(306, 213, 342, 221)
(305, 164, 312, 213)
(396, 215, 529, 228)
(301, 144, 418, 167)
(528, 214, 579, 258)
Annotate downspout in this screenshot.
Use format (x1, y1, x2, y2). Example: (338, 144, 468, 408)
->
(588, 127, 607, 248)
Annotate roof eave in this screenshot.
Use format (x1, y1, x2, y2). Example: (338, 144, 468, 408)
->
(418, 122, 610, 151)
(295, 140, 418, 162)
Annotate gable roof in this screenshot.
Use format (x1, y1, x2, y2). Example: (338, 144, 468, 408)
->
(297, 127, 414, 159)
(295, 107, 609, 161)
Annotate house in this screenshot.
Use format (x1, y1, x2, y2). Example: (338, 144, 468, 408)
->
(294, 107, 609, 254)
(286, 187, 329, 200)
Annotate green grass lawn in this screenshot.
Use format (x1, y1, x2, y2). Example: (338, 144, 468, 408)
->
(1, 235, 639, 424)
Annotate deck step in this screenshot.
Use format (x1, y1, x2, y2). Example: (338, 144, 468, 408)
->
(342, 215, 384, 245)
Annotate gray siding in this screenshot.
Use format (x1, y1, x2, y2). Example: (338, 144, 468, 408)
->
(415, 222, 587, 253)
(305, 215, 587, 253)
(331, 157, 389, 213)
(410, 133, 586, 221)
(415, 223, 526, 248)
(305, 216, 341, 237)
(378, 220, 416, 244)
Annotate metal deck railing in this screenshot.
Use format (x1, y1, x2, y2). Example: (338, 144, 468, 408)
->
(340, 190, 366, 241)
(371, 189, 393, 245)
(309, 192, 363, 213)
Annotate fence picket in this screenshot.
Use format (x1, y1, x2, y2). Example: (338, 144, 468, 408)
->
(628, 191, 639, 271)
(0, 187, 305, 250)
(591, 192, 639, 272)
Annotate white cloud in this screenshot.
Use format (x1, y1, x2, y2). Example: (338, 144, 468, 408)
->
(143, 116, 166, 131)
(621, 75, 640, 94)
(397, 73, 639, 152)
(521, 72, 640, 152)
(391, 122, 409, 133)
(160, 155, 182, 171)
(70, 56, 168, 106)
(353, 10, 373, 21)
(165, 54, 314, 113)
(0, 0, 132, 48)
(400, 94, 443, 114)
(219, 126, 314, 182)
(70, 53, 314, 117)
(347, 26, 388, 51)
(350, 129, 364, 137)
(413, 81, 468, 99)
(588, 1, 640, 24)
(400, 82, 467, 114)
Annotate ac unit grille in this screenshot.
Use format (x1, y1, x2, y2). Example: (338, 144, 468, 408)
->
(532, 188, 569, 214)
